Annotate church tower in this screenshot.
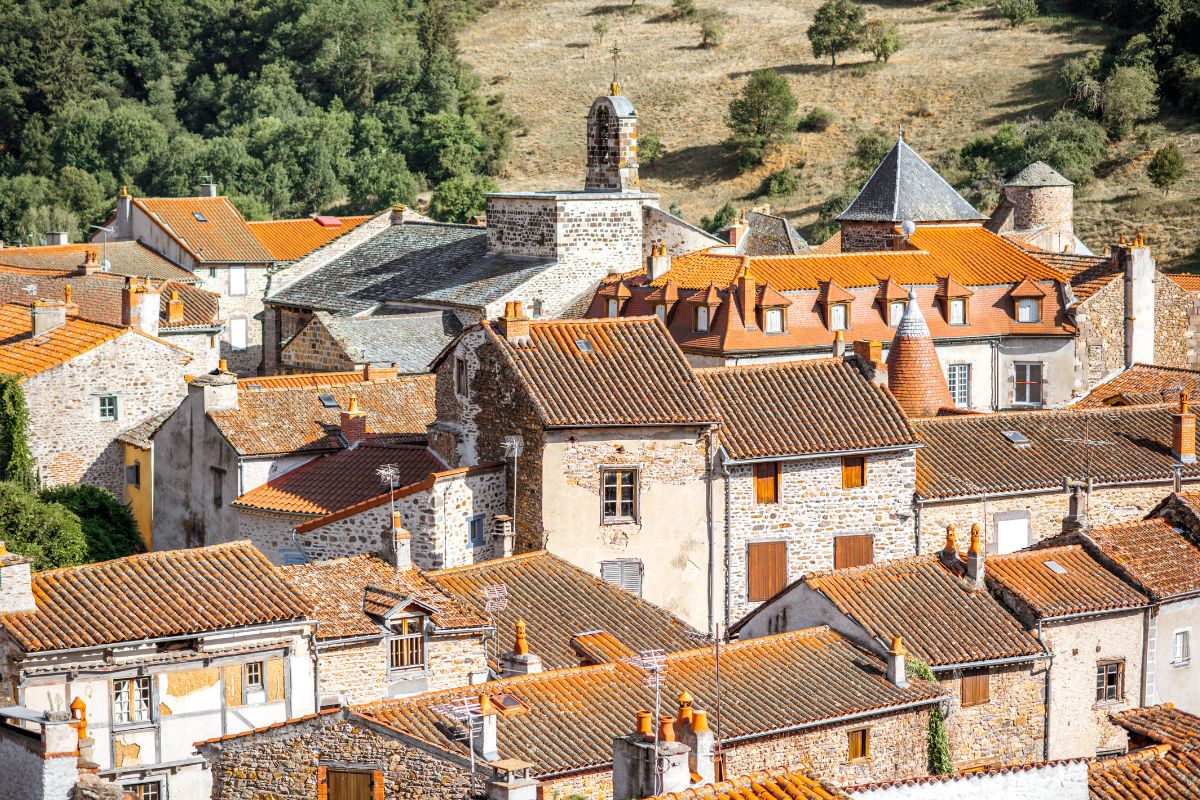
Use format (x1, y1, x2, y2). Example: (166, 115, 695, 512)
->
(585, 83, 640, 192)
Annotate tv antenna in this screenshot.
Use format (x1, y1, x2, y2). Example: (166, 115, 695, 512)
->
(432, 697, 486, 799)
(481, 584, 509, 669)
(623, 648, 668, 795)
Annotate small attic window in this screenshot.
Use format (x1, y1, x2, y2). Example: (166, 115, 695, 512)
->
(245, 382, 263, 391)
(319, 394, 339, 409)
(1043, 560, 1068, 575)
(1002, 430, 1030, 447)
(192, 212, 208, 223)
(490, 693, 529, 717)
(575, 339, 594, 354)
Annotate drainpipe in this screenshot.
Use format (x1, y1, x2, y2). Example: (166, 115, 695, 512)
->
(719, 449, 733, 630)
(310, 626, 322, 712)
(991, 340, 1001, 411)
(1036, 620, 1053, 760)
(914, 496, 923, 555)
(1141, 605, 1153, 706)
(706, 428, 717, 633)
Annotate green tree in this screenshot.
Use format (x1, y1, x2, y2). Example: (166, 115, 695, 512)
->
(998, 0, 1038, 27)
(1022, 111, 1108, 184)
(593, 21, 609, 45)
(0, 482, 87, 570)
(40, 484, 142, 563)
(672, 0, 698, 21)
(810, 185, 857, 244)
(845, 128, 892, 182)
(0, 375, 35, 491)
(725, 70, 797, 169)
(639, 132, 664, 164)
(1147, 141, 1185, 196)
(429, 174, 498, 222)
(807, 0, 866, 67)
(700, 20, 725, 48)
(699, 201, 736, 234)
(861, 19, 901, 63)
(1102, 65, 1159, 139)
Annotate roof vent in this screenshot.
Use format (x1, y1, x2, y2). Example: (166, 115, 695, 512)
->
(318, 394, 339, 409)
(575, 339, 594, 354)
(192, 211, 208, 223)
(1002, 430, 1030, 447)
(1043, 560, 1068, 575)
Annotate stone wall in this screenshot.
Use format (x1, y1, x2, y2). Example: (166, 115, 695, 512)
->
(726, 451, 918, 621)
(280, 316, 356, 373)
(200, 264, 270, 376)
(1073, 276, 1125, 393)
(939, 662, 1046, 768)
(642, 205, 720, 257)
(838, 222, 898, 253)
(164, 330, 221, 374)
(1007, 185, 1074, 251)
(1154, 270, 1200, 370)
(318, 634, 487, 705)
(584, 97, 639, 192)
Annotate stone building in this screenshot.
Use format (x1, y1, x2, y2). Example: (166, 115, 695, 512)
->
(1072, 362, 1200, 408)
(0, 300, 194, 494)
(0, 541, 316, 800)
(733, 532, 1050, 771)
(695, 357, 919, 623)
(197, 627, 948, 800)
(716, 207, 811, 256)
(1089, 705, 1200, 799)
(428, 310, 722, 629)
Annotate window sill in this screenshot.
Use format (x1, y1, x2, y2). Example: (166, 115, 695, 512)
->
(1172, 660, 1192, 668)
(113, 721, 156, 733)
(602, 518, 638, 526)
(387, 667, 430, 679)
(847, 757, 871, 765)
(1093, 699, 1126, 709)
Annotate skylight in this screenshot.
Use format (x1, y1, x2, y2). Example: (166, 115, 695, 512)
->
(1002, 430, 1030, 446)
(318, 394, 339, 409)
(575, 339, 594, 353)
(193, 211, 208, 222)
(1043, 560, 1068, 575)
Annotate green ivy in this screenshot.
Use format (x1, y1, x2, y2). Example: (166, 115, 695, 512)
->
(0, 374, 36, 491)
(907, 656, 954, 775)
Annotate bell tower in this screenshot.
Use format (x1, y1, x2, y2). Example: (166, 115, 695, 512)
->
(585, 51, 640, 192)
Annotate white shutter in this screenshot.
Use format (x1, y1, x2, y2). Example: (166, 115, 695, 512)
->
(995, 517, 1030, 554)
(601, 559, 643, 596)
(229, 264, 247, 296)
(230, 317, 247, 351)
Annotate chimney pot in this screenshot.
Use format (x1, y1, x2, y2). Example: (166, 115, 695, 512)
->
(492, 514, 515, 558)
(218, 358, 229, 373)
(45, 231, 68, 246)
(500, 618, 543, 676)
(657, 716, 676, 743)
(1173, 391, 1196, 464)
(886, 635, 909, 688)
(498, 300, 532, 343)
(938, 524, 959, 570)
(635, 710, 653, 740)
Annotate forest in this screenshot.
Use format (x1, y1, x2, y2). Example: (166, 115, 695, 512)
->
(0, 0, 514, 242)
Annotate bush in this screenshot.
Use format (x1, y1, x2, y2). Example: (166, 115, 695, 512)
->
(0, 481, 88, 570)
(672, 0, 698, 20)
(763, 166, 802, 197)
(998, 0, 1038, 27)
(1147, 141, 1185, 196)
(1102, 65, 1159, 140)
(808, 0, 867, 67)
(593, 21, 609, 44)
(639, 131, 664, 164)
(700, 20, 724, 48)
(700, 201, 737, 233)
(725, 70, 797, 170)
(1022, 110, 1108, 184)
(810, 185, 858, 243)
(862, 19, 901, 63)
(39, 483, 142, 563)
(797, 107, 836, 133)
(845, 128, 893, 182)
(428, 174, 499, 222)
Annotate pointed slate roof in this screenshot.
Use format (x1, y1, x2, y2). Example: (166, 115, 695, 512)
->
(837, 138, 985, 223)
(1006, 161, 1073, 188)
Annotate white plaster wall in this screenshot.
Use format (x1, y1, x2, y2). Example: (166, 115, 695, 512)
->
(238, 454, 316, 495)
(0, 729, 75, 800)
(1150, 597, 1200, 714)
(847, 759, 1089, 800)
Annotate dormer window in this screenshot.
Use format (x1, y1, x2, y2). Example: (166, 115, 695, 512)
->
(695, 305, 710, 332)
(1017, 298, 1041, 323)
(389, 616, 425, 671)
(888, 300, 905, 327)
(764, 308, 784, 333)
(828, 303, 849, 332)
(607, 298, 620, 318)
(949, 298, 967, 325)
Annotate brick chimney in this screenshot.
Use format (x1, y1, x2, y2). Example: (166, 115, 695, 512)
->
(0, 543, 36, 613)
(852, 339, 885, 384)
(1173, 390, 1196, 464)
(726, 210, 748, 247)
(885, 289, 953, 418)
(198, 182, 218, 198)
(492, 514, 515, 558)
(646, 243, 671, 281)
(45, 231, 68, 246)
(737, 264, 756, 327)
(31, 299, 67, 337)
(80, 249, 103, 275)
(121, 277, 161, 335)
(965, 523, 985, 588)
(497, 301, 531, 344)
(612, 709, 692, 800)
(166, 289, 185, 325)
(500, 619, 543, 677)
(339, 394, 369, 445)
(886, 635, 908, 688)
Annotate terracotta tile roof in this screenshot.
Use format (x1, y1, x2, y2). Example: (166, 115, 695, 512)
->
(248, 215, 373, 262)
(1081, 518, 1200, 601)
(209, 374, 434, 456)
(238, 367, 397, 390)
(135, 196, 274, 263)
(912, 404, 1200, 499)
(1073, 363, 1200, 409)
(1169, 274, 1200, 294)
(0, 241, 198, 282)
(232, 442, 443, 515)
(0, 303, 125, 378)
(1111, 705, 1200, 751)
(351, 627, 945, 776)
(650, 769, 845, 800)
(1088, 744, 1200, 799)
(800, 554, 1043, 667)
(479, 317, 718, 427)
(0, 542, 310, 652)
(427, 551, 701, 670)
(1031, 251, 1117, 303)
(986, 545, 1147, 619)
(696, 359, 916, 460)
(569, 631, 636, 664)
(283, 555, 487, 640)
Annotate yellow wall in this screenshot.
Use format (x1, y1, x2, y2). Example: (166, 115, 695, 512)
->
(123, 442, 153, 549)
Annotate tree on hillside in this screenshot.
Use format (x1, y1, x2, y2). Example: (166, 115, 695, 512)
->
(429, 174, 498, 222)
(845, 128, 892, 182)
(807, 0, 866, 67)
(1147, 141, 1185, 196)
(0, 482, 88, 570)
(862, 19, 901, 63)
(1021, 111, 1108, 184)
(725, 69, 798, 169)
(700, 201, 737, 234)
(999, 0, 1038, 27)
(1102, 65, 1159, 139)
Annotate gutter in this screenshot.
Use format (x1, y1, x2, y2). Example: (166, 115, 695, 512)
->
(21, 618, 316, 660)
(928, 652, 1049, 673)
(544, 421, 722, 430)
(706, 428, 717, 634)
(721, 443, 920, 466)
(1036, 604, 1152, 625)
(719, 445, 733, 630)
(1035, 620, 1054, 760)
(922, 474, 1200, 504)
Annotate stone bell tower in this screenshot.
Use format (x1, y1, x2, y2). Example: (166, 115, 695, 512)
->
(585, 82, 640, 192)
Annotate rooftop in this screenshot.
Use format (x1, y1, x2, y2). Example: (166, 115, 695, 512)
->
(1087, 744, 1200, 800)
(837, 138, 985, 223)
(1072, 363, 1200, 408)
(247, 215, 373, 262)
(1006, 161, 1073, 187)
(1111, 704, 1200, 751)
(0, 241, 197, 282)
(1080, 517, 1200, 602)
(648, 769, 845, 800)
(723, 209, 810, 256)
(134, 196, 274, 263)
(0, 542, 309, 652)
(986, 544, 1147, 619)
(310, 309, 463, 374)
(1169, 273, 1200, 294)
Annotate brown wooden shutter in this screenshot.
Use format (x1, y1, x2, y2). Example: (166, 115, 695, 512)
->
(841, 456, 866, 489)
(222, 665, 242, 708)
(747, 541, 787, 601)
(265, 658, 286, 702)
(961, 669, 991, 707)
(834, 534, 875, 569)
(754, 462, 780, 504)
(327, 769, 373, 800)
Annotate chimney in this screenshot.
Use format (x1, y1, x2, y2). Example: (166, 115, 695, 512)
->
(612, 710, 692, 800)
(31, 299, 67, 337)
(492, 514, 515, 558)
(938, 525, 959, 571)
(390, 204, 424, 225)
(727, 211, 748, 247)
(737, 264, 756, 325)
(138, 280, 161, 336)
(1115, 233, 1156, 368)
(198, 182, 218, 198)
(675, 693, 715, 786)
(45, 231, 68, 246)
(478, 694, 500, 761)
(383, 511, 412, 570)
(1173, 390, 1196, 464)
(832, 330, 846, 357)
(0, 543, 36, 613)
(339, 395, 369, 445)
(188, 367, 239, 413)
(487, 760, 539, 800)
(886, 635, 908, 688)
(1062, 481, 1088, 532)
(885, 289, 953, 418)
(62, 284, 78, 318)
(497, 301, 531, 344)
(166, 289, 185, 325)
(80, 249, 103, 275)
(121, 277, 145, 330)
(646, 243, 671, 281)
(965, 523, 985, 587)
(852, 339, 885, 384)
(114, 186, 133, 240)
(500, 619, 543, 677)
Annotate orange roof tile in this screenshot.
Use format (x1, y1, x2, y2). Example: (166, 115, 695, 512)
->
(1112, 705, 1200, 751)
(1082, 517, 1200, 601)
(248, 215, 373, 262)
(569, 631, 636, 664)
(1169, 274, 1200, 294)
(1073, 363, 1200, 408)
(0, 542, 309, 652)
(0, 304, 125, 378)
(987, 545, 1147, 619)
(1087, 744, 1200, 799)
(135, 196, 274, 263)
(0, 241, 197, 282)
(238, 368, 397, 390)
(650, 769, 845, 800)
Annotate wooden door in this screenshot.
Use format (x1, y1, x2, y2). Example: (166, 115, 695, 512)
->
(328, 770, 373, 800)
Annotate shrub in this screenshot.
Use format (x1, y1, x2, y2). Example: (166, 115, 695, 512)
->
(1102, 65, 1159, 139)
(0, 481, 88, 570)
(808, 0, 866, 67)
(428, 174, 499, 222)
(845, 128, 892, 182)
(1022, 110, 1108, 184)
(763, 166, 802, 197)
(40, 483, 142, 563)
(672, 0, 698, 21)
(797, 107, 836, 132)
(725, 70, 797, 170)
(700, 20, 724, 48)
(700, 201, 737, 233)
(862, 19, 901, 63)
(1147, 141, 1185, 196)
(998, 0, 1038, 27)
(639, 131, 664, 164)
(810, 185, 857, 243)
(0, 374, 36, 491)
(593, 20, 609, 44)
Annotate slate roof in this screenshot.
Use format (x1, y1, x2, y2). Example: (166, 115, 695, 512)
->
(117, 408, 176, 449)
(1073, 364, 1200, 409)
(480, 317, 718, 427)
(283, 555, 487, 641)
(1112, 705, 1200, 751)
(1081, 518, 1200, 602)
(232, 443, 443, 515)
(352, 627, 946, 776)
(247, 215, 373, 262)
(313, 310, 462, 373)
(427, 551, 701, 670)
(208, 375, 435, 456)
(650, 769, 846, 800)
(725, 210, 811, 256)
(912, 404, 1200, 499)
(134, 196, 274, 263)
(266, 222, 555, 315)
(696, 359, 916, 460)
(0, 542, 310, 652)
(800, 554, 1043, 667)
(987, 545, 1147, 619)
(1007, 161, 1073, 187)
(1088, 744, 1200, 800)
(837, 139, 985, 223)
(0, 241, 197, 282)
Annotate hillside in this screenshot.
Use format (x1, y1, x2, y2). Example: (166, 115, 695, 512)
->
(460, 0, 1200, 269)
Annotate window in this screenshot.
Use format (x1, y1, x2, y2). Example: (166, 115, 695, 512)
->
(454, 356, 469, 398)
(607, 298, 619, 318)
(125, 462, 140, 488)
(326, 769, 376, 800)
(124, 781, 162, 800)
(747, 541, 787, 602)
(245, 661, 263, 690)
(834, 534, 874, 569)
(601, 558, 644, 595)
(601, 468, 638, 523)
(948, 364, 971, 408)
(1096, 661, 1124, 703)
(949, 298, 967, 325)
(754, 462, 780, 504)
(888, 300, 905, 327)
(229, 264, 246, 296)
(695, 305, 710, 332)
(841, 456, 865, 489)
(113, 676, 152, 725)
(230, 316, 247, 351)
(994, 511, 1031, 554)
(1174, 630, 1191, 665)
(208, 265, 217, 279)
(829, 303, 848, 331)
(211, 467, 225, 508)
(961, 669, 991, 706)
(390, 616, 425, 670)
(764, 308, 784, 333)
(1014, 362, 1043, 406)
(654, 304, 667, 323)
(1017, 298, 1041, 323)
(193, 211, 208, 223)
(847, 728, 871, 761)
(98, 394, 119, 421)
(468, 514, 486, 548)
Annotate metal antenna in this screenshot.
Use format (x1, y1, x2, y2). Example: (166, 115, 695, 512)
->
(432, 697, 485, 799)
(481, 584, 509, 670)
(377, 463, 402, 569)
(624, 648, 668, 795)
(712, 623, 724, 781)
(611, 42, 622, 87)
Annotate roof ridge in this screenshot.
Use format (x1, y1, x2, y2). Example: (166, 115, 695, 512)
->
(29, 540, 261, 579)
(426, 550, 552, 576)
(911, 401, 1180, 426)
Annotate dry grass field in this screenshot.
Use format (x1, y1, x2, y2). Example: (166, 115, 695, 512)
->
(461, 0, 1200, 269)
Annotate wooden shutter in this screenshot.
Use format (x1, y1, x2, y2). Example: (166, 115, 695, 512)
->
(834, 534, 875, 569)
(327, 769, 373, 800)
(601, 559, 643, 596)
(265, 658, 286, 702)
(841, 456, 865, 489)
(754, 463, 780, 504)
(961, 669, 991, 707)
(222, 665, 242, 708)
(747, 541, 787, 602)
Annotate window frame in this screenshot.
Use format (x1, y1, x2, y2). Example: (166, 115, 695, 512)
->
(98, 393, 119, 422)
(947, 363, 971, 409)
(961, 668, 991, 707)
(210, 466, 225, 508)
(388, 615, 426, 673)
(1013, 361, 1044, 406)
(245, 661, 264, 691)
(601, 467, 639, 524)
(125, 462, 141, 488)
(949, 297, 968, 325)
(654, 303, 667, 323)
(695, 304, 710, 332)
(112, 675, 153, 727)
(847, 727, 871, 762)
(468, 514, 486, 548)
(122, 779, 163, 800)
(888, 300, 905, 327)
(454, 356, 469, 399)
(1016, 297, 1042, 324)
(828, 302, 849, 332)
(606, 298, 620, 318)
(841, 455, 866, 489)
(1095, 660, 1125, 705)
(746, 540, 788, 602)
(763, 307, 785, 334)
(1174, 629, 1192, 666)
(753, 462, 780, 505)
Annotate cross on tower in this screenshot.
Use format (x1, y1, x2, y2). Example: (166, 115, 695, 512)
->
(610, 42, 622, 95)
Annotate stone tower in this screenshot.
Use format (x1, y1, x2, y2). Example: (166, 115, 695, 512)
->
(1002, 161, 1075, 253)
(885, 289, 953, 418)
(585, 85, 639, 192)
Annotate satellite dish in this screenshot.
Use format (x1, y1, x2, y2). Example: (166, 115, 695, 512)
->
(22, 284, 37, 295)
(100, 259, 112, 271)
(900, 220, 917, 237)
